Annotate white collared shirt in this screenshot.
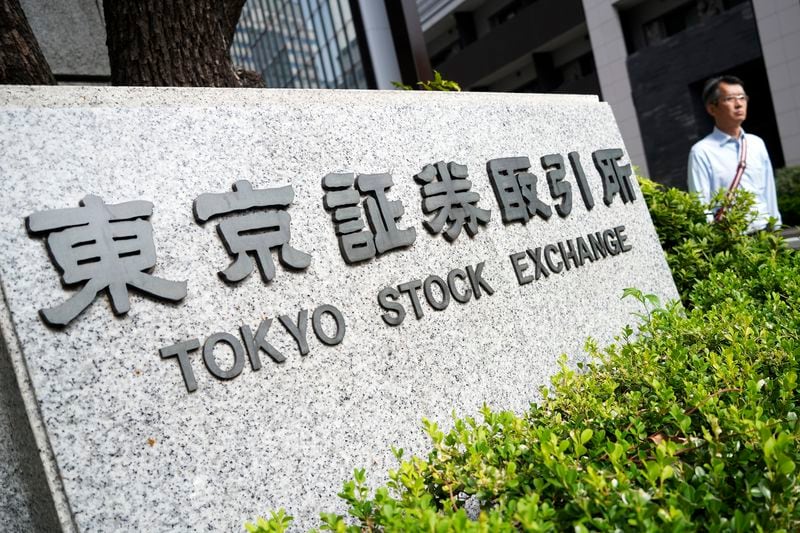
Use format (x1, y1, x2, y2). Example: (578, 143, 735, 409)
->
(688, 127, 782, 231)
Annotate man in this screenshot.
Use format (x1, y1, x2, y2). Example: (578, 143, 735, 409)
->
(688, 75, 781, 231)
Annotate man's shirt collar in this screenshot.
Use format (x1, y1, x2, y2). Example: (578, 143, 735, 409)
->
(711, 126, 745, 145)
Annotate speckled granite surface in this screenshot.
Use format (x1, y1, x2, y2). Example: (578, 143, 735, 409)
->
(0, 86, 678, 532)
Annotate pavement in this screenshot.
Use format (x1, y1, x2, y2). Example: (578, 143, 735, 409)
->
(783, 227, 800, 250)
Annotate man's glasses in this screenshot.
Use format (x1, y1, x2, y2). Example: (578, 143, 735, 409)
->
(719, 94, 749, 104)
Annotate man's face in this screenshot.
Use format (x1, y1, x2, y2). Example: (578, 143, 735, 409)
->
(707, 82, 748, 131)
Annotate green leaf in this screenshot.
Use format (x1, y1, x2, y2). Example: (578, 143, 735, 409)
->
(764, 436, 776, 458)
(778, 457, 795, 475)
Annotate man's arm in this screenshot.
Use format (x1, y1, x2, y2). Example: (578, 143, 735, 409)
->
(688, 147, 712, 203)
(763, 154, 783, 227)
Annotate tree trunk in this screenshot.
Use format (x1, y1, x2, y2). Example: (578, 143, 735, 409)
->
(0, 0, 56, 84)
(222, 0, 246, 49)
(103, 0, 259, 87)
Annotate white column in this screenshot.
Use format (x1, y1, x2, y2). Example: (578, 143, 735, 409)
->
(582, 0, 649, 177)
(357, 0, 403, 89)
(753, 0, 800, 166)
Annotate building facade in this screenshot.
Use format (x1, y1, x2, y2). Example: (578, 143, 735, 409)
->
(231, 0, 430, 90)
(18, 0, 799, 189)
(420, 0, 600, 96)
(231, 0, 371, 89)
(420, 0, 800, 189)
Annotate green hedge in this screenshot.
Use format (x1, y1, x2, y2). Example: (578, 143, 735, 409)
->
(248, 180, 799, 532)
(776, 166, 800, 227)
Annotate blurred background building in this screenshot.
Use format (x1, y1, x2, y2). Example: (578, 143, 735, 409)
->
(231, 0, 362, 89)
(420, 0, 799, 187)
(229, 0, 428, 90)
(17, 0, 800, 189)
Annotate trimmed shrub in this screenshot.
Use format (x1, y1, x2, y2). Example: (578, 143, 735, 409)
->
(248, 179, 799, 532)
(640, 178, 786, 306)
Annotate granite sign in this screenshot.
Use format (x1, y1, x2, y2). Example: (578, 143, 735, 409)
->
(0, 87, 678, 531)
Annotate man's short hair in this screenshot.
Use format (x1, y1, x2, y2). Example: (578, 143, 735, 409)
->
(702, 75, 745, 105)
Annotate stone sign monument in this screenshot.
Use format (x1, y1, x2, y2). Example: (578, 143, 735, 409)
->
(0, 86, 678, 531)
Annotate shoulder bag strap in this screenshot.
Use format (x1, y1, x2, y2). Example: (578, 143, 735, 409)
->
(714, 134, 747, 222)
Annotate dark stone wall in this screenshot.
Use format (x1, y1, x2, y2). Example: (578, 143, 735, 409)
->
(437, 0, 584, 88)
(555, 70, 601, 97)
(627, 2, 777, 189)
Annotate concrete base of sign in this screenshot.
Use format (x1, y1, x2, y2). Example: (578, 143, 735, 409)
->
(0, 86, 678, 532)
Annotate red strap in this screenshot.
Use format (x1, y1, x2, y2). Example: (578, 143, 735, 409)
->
(714, 134, 747, 222)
